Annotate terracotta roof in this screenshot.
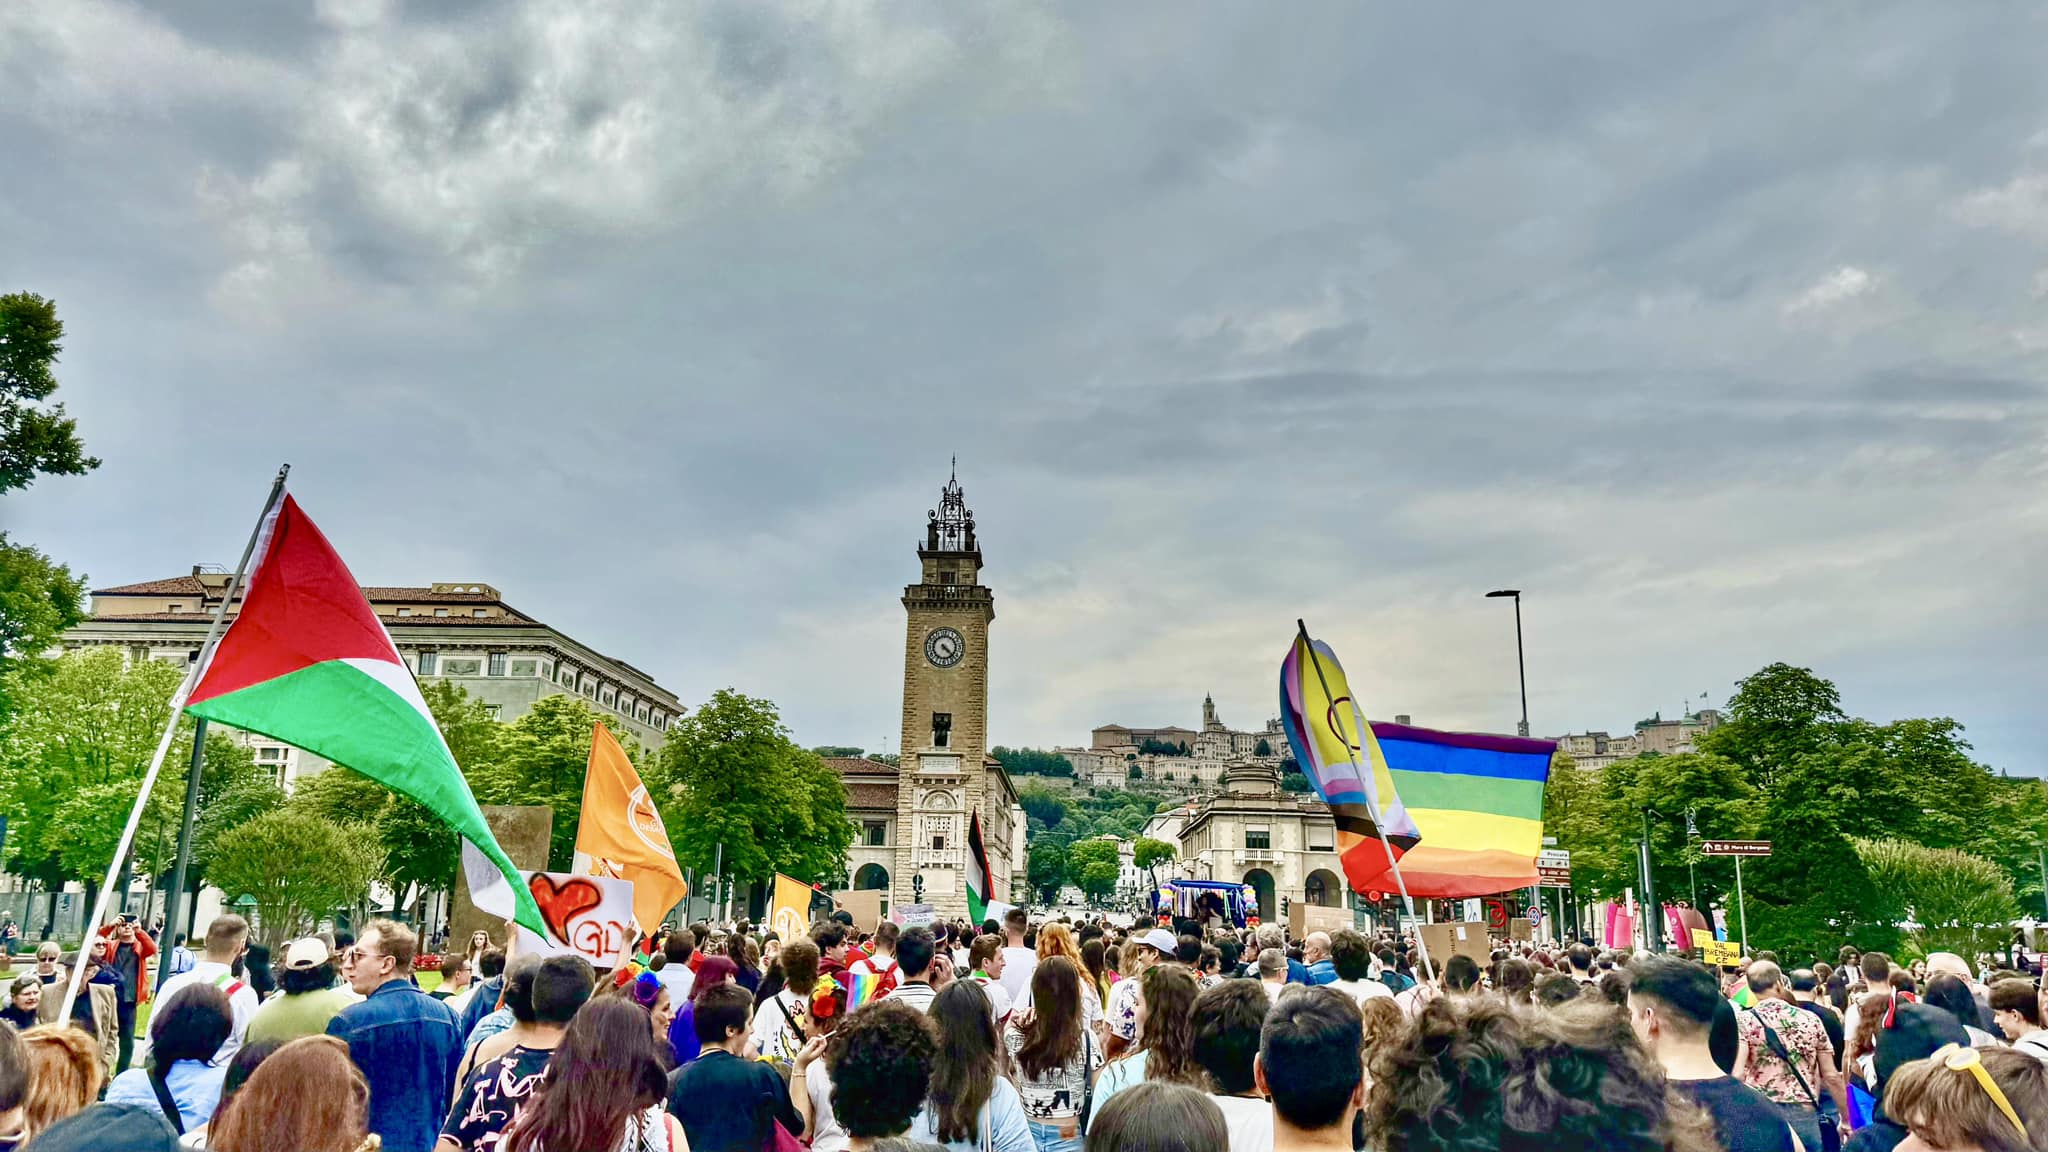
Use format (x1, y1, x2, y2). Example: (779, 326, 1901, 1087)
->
(362, 587, 501, 603)
(846, 782, 899, 810)
(824, 757, 899, 777)
(92, 576, 209, 596)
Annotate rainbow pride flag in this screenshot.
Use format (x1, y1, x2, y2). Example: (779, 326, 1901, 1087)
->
(1365, 721, 1557, 899)
(846, 970, 882, 1011)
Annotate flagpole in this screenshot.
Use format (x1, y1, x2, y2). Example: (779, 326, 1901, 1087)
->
(61, 465, 290, 1024)
(1295, 620, 1437, 985)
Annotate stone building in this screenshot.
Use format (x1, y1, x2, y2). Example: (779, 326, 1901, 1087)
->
(1553, 708, 1724, 770)
(64, 572, 682, 786)
(863, 469, 1022, 917)
(1067, 697, 1288, 792)
(1175, 760, 1348, 921)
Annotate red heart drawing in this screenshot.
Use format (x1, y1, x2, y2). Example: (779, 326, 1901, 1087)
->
(527, 874, 604, 943)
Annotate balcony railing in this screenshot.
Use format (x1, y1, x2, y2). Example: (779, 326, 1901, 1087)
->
(1240, 847, 1275, 863)
(915, 848, 963, 869)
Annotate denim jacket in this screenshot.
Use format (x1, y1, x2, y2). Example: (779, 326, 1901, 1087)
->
(327, 980, 462, 1152)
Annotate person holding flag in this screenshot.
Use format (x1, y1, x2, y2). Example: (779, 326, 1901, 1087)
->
(571, 721, 689, 940)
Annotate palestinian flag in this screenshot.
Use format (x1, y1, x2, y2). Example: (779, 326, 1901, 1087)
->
(183, 493, 545, 935)
(965, 810, 991, 926)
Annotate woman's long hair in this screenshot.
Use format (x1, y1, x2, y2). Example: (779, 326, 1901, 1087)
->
(1132, 965, 1202, 1087)
(929, 981, 1002, 1143)
(207, 1036, 368, 1152)
(503, 999, 668, 1152)
(1016, 956, 1085, 1079)
(690, 956, 739, 1003)
(727, 932, 759, 981)
(1080, 938, 1113, 1006)
(1038, 923, 1082, 967)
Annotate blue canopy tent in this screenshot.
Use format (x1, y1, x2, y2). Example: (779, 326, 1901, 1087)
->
(1153, 879, 1259, 928)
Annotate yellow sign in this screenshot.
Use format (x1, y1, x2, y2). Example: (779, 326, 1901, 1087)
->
(769, 873, 815, 943)
(1691, 927, 1742, 965)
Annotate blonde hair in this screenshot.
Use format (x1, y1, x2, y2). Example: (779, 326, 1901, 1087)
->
(1885, 1047, 2048, 1152)
(1037, 923, 1081, 967)
(20, 1025, 105, 1133)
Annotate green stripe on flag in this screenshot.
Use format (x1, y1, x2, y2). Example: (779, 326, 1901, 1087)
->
(1384, 770, 1545, 819)
(185, 659, 545, 936)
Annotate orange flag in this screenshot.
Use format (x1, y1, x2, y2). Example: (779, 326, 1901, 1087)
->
(571, 723, 687, 934)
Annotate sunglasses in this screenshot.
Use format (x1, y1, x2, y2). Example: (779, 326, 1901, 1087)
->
(1929, 1043, 2028, 1140)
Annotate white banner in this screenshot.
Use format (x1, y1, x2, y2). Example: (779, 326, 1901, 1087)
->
(463, 842, 636, 968)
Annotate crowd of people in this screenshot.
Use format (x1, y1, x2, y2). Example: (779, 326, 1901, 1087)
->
(5, 904, 2048, 1152)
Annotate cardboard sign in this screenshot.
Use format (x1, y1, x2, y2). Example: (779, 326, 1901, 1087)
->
(1289, 903, 1351, 939)
(1700, 938, 1743, 966)
(831, 889, 883, 933)
(464, 843, 636, 968)
(893, 903, 937, 928)
(1418, 920, 1491, 968)
(1508, 917, 1533, 942)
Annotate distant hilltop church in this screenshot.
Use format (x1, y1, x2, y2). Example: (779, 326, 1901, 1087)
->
(1059, 697, 1290, 791)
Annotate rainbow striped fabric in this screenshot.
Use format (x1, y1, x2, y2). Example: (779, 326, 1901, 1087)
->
(845, 971, 882, 1012)
(1365, 721, 1557, 899)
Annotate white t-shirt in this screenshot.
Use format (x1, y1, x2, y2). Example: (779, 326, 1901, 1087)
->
(752, 988, 809, 1063)
(972, 974, 1014, 1024)
(154, 961, 260, 1068)
(883, 981, 939, 1014)
(806, 1059, 850, 1152)
(849, 954, 899, 984)
(2014, 1031, 2048, 1065)
(1208, 1095, 1274, 1152)
(654, 963, 696, 1006)
(998, 946, 1038, 1004)
(1327, 977, 1394, 1007)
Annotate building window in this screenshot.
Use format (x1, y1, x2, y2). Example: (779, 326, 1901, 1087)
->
(1308, 829, 1334, 852)
(582, 679, 596, 699)
(435, 608, 450, 617)
(484, 704, 501, 720)
(864, 821, 888, 846)
(443, 658, 481, 676)
(932, 712, 952, 748)
(940, 570, 956, 585)
(417, 651, 438, 676)
(510, 659, 537, 677)
(1245, 827, 1271, 851)
(472, 608, 487, 618)
(637, 706, 649, 722)
(601, 688, 616, 706)
(558, 665, 575, 686)
(131, 646, 149, 663)
(166, 603, 184, 612)
(397, 608, 412, 617)
(488, 653, 507, 677)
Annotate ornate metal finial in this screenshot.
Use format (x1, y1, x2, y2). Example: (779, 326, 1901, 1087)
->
(930, 461, 976, 552)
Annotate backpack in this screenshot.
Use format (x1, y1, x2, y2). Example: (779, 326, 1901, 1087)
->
(1380, 970, 1414, 995)
(856, 956, 902, 1000)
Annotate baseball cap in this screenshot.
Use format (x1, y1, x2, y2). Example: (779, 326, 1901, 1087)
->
(1137, 928, 1179, 955)
(284, 937, 331, 970)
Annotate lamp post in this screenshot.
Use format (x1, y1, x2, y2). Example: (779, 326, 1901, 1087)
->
(1641, 808, 1663, 953)
(1484, 590, 1529, 737)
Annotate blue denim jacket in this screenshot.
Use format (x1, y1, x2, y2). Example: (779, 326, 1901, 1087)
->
(327, 980, 462, 1152)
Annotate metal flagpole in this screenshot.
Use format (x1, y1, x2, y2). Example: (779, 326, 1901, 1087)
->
(60, 465, 290, 1024)
(1296, 620, 1436, 984)
(153, 718, 209, 993)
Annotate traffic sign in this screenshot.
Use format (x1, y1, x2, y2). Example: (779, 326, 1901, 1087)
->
(1537, 865, 1572, 889)
(1537, 849, 1571, 867)
(1699, 840, 1771, 857)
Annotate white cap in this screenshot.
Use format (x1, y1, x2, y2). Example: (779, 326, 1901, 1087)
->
(1137, 928, 1179, 956)
(283, 937, 330, 970)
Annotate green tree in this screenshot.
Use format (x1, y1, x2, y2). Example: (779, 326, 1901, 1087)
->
(1067, 839, 1121, 902)
(208, 809, 385, 946)
(1254, 738, 1272, 757)
(1028, 837, 1070, 903)
(654, 689, 852, 888)
(990, 747, 1076, 777)
(0, 650, 221, 897)
(466, 694, 614, 870)
(0, 292, 98, 494)
(1853, 838, 2019, 958)
(193, 775, 287, 883)
(812, 746, 865, 759)
(0, 535, 85, 680)
(1017, 787, 1068, 830)
(1128, 764, 1143, 781)
(1280, 771, 1312, 794)
(1133, 838, 1175, 871)
(1696, 663, 1848, 793)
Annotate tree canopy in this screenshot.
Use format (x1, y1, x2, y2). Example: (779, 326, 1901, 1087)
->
(1543, 661, 2048, 961)
(0, 292, 97, 494)
(990, 746, 1075, 777)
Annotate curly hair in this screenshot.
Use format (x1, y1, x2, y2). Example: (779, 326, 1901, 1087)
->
(1132, 964, 1202, 1088)
(829, 1000, 939, 1139)
(1365, 997, 1720, 1152)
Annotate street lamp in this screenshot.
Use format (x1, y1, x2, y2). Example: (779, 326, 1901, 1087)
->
(1484, 590, 1529, 738)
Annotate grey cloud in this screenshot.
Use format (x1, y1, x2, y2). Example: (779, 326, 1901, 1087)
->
(3, 1, 2046, 772)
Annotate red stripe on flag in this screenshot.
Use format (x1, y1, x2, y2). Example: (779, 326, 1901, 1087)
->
(187, 495, 402, 704)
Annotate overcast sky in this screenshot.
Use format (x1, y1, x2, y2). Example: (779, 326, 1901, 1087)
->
(5, 2, 2045, 772)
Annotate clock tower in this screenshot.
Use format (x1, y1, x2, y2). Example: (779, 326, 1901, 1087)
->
(894, 465, 1007, 916)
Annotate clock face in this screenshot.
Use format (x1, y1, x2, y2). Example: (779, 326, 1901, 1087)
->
(924, 627, 965, 669)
